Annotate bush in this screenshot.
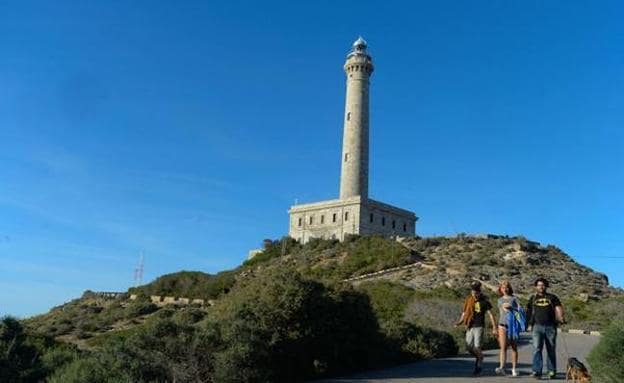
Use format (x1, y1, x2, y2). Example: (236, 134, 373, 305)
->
(129, 270, 237, 300)
(587, 320, 624, 383)
(339, 236, 413, 278)
(48, 356, 131, 383)
(210, 267, 387, 382)
(243, 237, 301, 267)
(41, 345, 79, 375)
(53, 319, 219, 383)
(382, 319, 457, 359)
(0, 316, 45, 382)
(563, 296, 624, 331)
(124, 301, 158, 319)
(357, 281, 459, 360)
(358, 281, 415, 324)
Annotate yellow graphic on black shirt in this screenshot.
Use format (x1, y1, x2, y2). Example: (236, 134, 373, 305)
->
(535, 298, 551, 307)
(474, 302, 481, 313)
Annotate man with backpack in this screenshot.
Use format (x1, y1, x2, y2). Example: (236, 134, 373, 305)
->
(526, 277, 566, 379)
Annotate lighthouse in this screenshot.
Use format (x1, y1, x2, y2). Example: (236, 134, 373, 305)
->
(340, 37, 373, 200)
(288, 38, 417, 243)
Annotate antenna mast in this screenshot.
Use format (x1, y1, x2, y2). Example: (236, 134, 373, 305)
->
(133, 252, 145, 287)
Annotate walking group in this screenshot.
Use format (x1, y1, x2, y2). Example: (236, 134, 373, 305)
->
(455, 277, 565, 379)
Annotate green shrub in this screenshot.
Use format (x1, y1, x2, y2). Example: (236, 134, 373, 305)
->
(243, 236, 301, 267)
(124, 301, 158, 319)
(0, 316, 46, 382)
(358, 281, 415, 324)
(129, 270, 237, 300)
(48, 356, 132, 383)
(587, 320, 624, 383)
(562, 296, 624, 331)
(382, 319, 457, 359)
(40, 345, 78, 374)
(210, 267, 387, 382)
(340, 236, 412, 278)
(172, 307, 206, 325)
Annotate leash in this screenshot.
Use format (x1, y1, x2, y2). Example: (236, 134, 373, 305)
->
(558, 323, 572, 359)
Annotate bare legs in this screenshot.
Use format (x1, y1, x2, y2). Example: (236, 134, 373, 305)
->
(497, 326, 518, 372)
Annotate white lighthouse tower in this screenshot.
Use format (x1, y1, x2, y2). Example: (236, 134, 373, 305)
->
(288, 38, 417, 243)
(340, 37, 373, 200)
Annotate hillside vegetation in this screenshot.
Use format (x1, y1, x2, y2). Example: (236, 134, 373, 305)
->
(18, 234, 623, 382)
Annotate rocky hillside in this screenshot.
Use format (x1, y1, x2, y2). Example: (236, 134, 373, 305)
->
(24, 234, 620, 348)
(255, 234, 617, 301)
(389, 235, 614, 300)
(16, 234, 623, 382)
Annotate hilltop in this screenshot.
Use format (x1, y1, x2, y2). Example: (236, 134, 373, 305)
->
(24, 234, 621, 348)
(15, 234, 623, 382)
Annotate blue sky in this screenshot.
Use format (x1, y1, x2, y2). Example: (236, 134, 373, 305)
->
(1, 1, 622, 317)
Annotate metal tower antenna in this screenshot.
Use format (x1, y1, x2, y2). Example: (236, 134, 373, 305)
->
(133, 252, 145, 287)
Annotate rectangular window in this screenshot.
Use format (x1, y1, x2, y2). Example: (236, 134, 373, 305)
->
(382, 217, 385, 226)
(332, 213, 337, 223)
(345, 212, 349, 221)
(321, 215, 325, 224)
(298, 218, 302, 227)
(309, 216, 313, 225)
(369, 213, 373, 223)
(403, 223, 407, 232)
(392, 220, 396, 229)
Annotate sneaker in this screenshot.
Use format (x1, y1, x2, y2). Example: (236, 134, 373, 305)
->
(531, 371, 541, 379)
(511, 369, 519, 377)
(547, 371, 557, 379)
(495, 367, 506, 376)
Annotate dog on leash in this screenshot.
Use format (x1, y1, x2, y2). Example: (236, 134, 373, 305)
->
(566, 357, 591, 382)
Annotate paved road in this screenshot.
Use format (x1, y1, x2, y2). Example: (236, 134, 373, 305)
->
(318, 333, 599, 382)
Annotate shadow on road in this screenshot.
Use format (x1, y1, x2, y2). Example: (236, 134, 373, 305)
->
(315, 333, 599, 382)
(324, 359, 533, 381)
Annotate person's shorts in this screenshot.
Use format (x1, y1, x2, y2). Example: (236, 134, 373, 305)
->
(466, 326, 484, 349)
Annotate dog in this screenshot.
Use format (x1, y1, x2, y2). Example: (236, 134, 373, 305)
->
(566, 357, 591, 382)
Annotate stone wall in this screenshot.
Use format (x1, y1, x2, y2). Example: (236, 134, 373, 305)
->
(84, 291, 127, 300)
(133, 294, 213, 307)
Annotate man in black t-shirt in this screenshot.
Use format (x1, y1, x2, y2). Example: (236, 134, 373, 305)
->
(526, 277, 565, 379)
(455, 281, 497, 376)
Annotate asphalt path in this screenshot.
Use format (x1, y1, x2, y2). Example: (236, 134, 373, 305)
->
(317, 332, 599, 382)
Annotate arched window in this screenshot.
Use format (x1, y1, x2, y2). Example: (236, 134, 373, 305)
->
(345, 212, 349, 221)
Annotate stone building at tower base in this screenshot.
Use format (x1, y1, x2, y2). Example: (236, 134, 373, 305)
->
(288, 196, 416, 243)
